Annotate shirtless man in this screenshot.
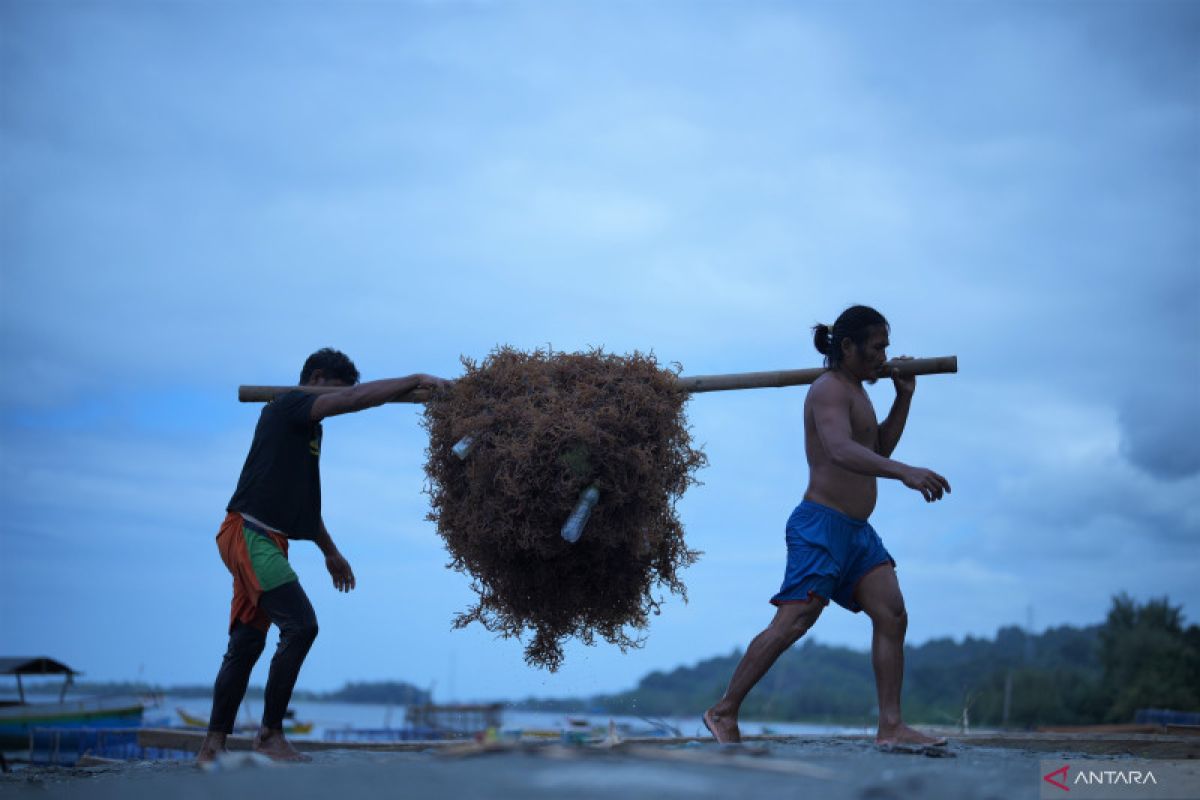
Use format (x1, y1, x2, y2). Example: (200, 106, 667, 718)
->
(703, 305, 951, 746)
(196, 348, 449, 763)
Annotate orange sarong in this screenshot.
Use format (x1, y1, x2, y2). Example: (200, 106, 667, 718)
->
(215, 511, 291, 633)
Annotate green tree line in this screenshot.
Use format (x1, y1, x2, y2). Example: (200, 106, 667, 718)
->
(593, 594, 1200, 727)
(15, 596, 1196, 726)
(13, 679, 431, 706)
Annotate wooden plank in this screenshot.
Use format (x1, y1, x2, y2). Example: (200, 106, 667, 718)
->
(1166, 724, 1200, 737)
(75, 754, 125, 767)
(1036, 723, 1162, 734)
(238, 356, 957, 403)
(137, 728, 468, 753)
(136, 727, 791, 754)
(134, 727, 1200, 759)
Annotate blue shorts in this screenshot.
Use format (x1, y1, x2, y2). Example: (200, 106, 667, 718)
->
(770, 500, 895, 613)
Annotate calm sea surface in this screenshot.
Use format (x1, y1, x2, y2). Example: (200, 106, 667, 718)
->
(152, 695, 867, 739)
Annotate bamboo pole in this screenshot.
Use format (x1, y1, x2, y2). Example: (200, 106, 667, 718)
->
(679, 355, 957, 393)
(238, 355, 957, 404)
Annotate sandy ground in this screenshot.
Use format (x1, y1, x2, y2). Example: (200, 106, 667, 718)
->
(6, 734, 1188, 800)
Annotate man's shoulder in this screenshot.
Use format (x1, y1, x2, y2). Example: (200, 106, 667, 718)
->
(275, 389, 318, 404)
(809, 372, 850, 399)
(265, 390, 317, 426)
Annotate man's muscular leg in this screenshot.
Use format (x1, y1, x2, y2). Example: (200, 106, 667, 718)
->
(854, 564, 945, 746)
(705, 598, 824, 743)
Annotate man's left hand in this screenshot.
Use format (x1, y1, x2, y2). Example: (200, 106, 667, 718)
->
(325, 553, 356, 592)
(417, 374, 453, 392)
(890, 355, 916, 396)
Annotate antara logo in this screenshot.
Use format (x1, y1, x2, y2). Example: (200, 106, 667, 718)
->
(1043, 763, 1159, 791)
(1044, 765, 1070, 791)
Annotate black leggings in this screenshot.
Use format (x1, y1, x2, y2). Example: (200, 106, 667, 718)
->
(208, 580, 318, 734)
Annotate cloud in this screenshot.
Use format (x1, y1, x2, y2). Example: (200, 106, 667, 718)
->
(2, 0, 1198, 697)
(1119, 389, 1200, 480)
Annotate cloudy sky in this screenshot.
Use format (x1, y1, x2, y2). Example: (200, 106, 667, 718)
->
(2, 0, 1197, 703)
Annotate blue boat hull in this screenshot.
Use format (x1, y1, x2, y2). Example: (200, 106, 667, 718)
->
(0, 699, 144, 750)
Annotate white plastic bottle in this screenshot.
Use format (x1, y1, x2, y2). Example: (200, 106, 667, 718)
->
(561, 486, 600, 543)
(452, 434, 476, 459)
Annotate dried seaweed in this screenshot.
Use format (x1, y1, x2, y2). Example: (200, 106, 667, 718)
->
(422, 346, 707, 670)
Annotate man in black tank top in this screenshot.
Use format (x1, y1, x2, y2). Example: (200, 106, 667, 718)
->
(196, 348, 449, 764)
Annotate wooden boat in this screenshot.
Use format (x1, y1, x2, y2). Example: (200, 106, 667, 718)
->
(326, 703, 506, 743)
(0, 657, 144, 750)
(175, 707, 314, 735)
(404, 703, 503, 737)
(323, 724, 447, 742)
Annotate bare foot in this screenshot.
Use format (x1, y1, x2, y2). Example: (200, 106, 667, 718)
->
(703, 707, 742, 744)
(253, 727, 312, 762)
(875, 723, 947, 747)
(195, 732, 228, 765)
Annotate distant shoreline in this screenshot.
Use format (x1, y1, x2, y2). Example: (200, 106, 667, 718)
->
(6, 683, 869, 726)
(10, 599, 1196, 728)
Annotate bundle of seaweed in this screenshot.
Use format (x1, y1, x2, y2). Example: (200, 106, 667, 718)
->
(422, 346, 707, 671)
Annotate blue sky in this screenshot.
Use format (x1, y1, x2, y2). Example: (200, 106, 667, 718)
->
(2, 0, 1197, 703)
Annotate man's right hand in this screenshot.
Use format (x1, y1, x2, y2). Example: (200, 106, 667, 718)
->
(901, 467, 951, 502)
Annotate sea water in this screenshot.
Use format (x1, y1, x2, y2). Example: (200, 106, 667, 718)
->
(154, 695, 868, 739)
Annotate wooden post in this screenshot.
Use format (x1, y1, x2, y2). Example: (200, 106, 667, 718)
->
(237, 356, 957, 403)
